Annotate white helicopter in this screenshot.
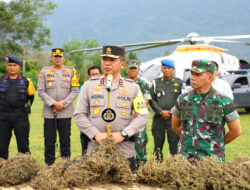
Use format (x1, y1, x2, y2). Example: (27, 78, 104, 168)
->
(137, 33, 250, 83)
(67, 32, 250, 83)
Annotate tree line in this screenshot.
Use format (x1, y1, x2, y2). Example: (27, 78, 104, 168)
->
(0, 0, 139, 88)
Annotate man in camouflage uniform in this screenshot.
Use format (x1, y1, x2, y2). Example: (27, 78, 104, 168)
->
(172, 59, 242, 163)
(149, 59, 182, 162)
(74, 46, 149, 171)
(126, 59, 151, 168)
(38, 48, 79, 165)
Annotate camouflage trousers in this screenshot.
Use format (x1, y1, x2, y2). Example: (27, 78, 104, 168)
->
(134, 128, 148, 168)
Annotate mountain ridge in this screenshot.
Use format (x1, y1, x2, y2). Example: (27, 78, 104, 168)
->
(44, 0, 250, 61)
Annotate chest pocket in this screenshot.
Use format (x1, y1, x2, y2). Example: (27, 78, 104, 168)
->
(197, 101, 223, 136)
(90, 99, 105, 117)
(61, 75, 71, 88)
(180, 101, 194, 121)
(46, 75, 55, 89)
(116, 100, 131, 119)
(204, 101, 223, 125)
(0, 80, 8, 99)
(17, 80, 27, 101)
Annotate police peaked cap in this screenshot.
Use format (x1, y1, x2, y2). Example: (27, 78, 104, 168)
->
(101, 45, 125, 58)
(161, 59, 175, 68)
(52, 48, 65, 56)
(5, 55, 21, 66)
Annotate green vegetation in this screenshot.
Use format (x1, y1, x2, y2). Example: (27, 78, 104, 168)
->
(0, 0, 56, 73)
(8, 95, 250, 165)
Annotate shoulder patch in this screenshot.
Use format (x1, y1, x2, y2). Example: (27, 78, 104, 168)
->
(27, 78, 36, 95)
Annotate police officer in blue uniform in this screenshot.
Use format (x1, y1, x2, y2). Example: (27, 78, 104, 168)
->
(0, 55, 36, 159)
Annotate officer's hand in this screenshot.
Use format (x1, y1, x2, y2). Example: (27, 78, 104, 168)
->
(94, 132, 107, 144)
(53, 102, 66, 111)
(161, 110, 171, 120)
(109, 132, 125, 144)
(52, 107, 59, 115)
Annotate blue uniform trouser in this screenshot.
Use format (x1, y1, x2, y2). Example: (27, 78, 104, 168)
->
(44, 118, 71, 165)
(0, 115, 30, 159)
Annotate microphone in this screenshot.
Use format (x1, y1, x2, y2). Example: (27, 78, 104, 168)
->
(106, 74, 113, 90)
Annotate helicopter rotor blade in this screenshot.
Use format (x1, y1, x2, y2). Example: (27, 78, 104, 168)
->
(66, 39, 184, 55)
(118, 38, 184, 48)
(66, 47, 103, 55)
(66, 34, 250, 55)
(201, 39, 250, 44)
(125, 41, 180, 52)
(209, 34, 250, 40)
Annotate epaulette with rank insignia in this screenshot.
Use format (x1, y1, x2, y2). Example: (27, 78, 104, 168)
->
(99, 77, 105, 85)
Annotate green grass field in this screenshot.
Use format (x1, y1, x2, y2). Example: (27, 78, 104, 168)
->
(8, 95, 250, 165)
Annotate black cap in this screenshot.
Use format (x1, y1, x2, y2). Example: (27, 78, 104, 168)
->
(100, 45, 125, 58)
(52, 48, 64, 57)
(5, 55, 21, 65)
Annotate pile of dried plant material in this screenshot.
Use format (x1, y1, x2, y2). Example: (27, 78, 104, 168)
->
(0, 158, 6, 186)
(31, 158, 69, 190)
(0, 158, 5, 169)
(137, 154, 250, 189)
(63, 138, 135, 189)
(137, 154, 199, 189)
(226, 155, 250, 185)
(197, 155, 250, 189)
(0, 153, 41, 186)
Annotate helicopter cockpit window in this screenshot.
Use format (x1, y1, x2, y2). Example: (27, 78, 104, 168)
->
(234, 77, 248, 87)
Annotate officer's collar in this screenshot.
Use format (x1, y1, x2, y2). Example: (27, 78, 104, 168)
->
(100, 76, 124, 87)
(4, 74, 22, 80)
(161, 77, 174, 81)
(193, 86, 215, 98)
(49, 65, 68, 74)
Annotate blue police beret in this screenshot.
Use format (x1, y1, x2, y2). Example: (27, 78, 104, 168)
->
(161, 59, 175, 68)
(5, 55, 21, 66)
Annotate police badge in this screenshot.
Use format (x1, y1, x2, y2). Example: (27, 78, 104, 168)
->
(102, 108, 116, 122)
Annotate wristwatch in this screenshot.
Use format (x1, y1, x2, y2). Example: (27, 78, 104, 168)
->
(121, 130, 128, 140)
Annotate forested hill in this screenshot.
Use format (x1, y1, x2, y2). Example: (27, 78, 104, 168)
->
(45, 0, 250, 61)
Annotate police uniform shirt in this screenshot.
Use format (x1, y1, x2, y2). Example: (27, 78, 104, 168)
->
(38, 65, 79, 119)
(74, 76, 149, 158)
(150, 77, 182, 115)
